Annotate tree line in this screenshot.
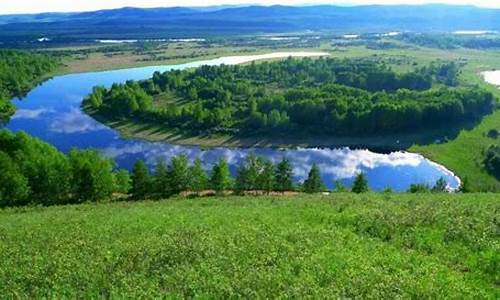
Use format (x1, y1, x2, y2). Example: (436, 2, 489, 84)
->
(1, 129, 453, 208)
(84, 57, 494, 137)
(0, 50, 58, 123)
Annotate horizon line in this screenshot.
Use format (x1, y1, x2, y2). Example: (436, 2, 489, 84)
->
(1, 2, 496, 17)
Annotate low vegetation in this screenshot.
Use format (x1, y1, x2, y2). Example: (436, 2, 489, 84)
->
(0, 194, 497, 298)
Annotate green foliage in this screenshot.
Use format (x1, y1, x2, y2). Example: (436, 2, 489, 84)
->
(332, 180, 347, 192)
(131, 160, 151, 200)
(352, 172, 369, 193)
(0, 50, 58, 123)
(153, 159, 169, 198)
(487, 129, 499, 139)
(274, 157, 294, 192)
(0, 130, 126, 207)
(458, 177, 472, 193)
(260, 160, 275, 194)
(86, 58, 493, 137)
(68, 149, 115, 203)
(210, 158, 232, 193)
(484, 145, 500, 179)
(431, 177, 448, 193)
(0, 194, 497, 298)
(408, 184, 431, 193)
(113, 170, 131, 194)
(0, 151, 29, 207)
(303, 163, 324, 193)
(168, 155, 190, 195)
(188, 158, 208, 193)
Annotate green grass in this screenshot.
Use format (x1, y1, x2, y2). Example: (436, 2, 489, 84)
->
(0, 194, 498, 298)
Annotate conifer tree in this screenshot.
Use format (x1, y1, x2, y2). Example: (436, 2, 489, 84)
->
(131, 160, 151, 199)
(210, 157, 232, 194)
(189, 158, 208, 195)
(274, 157, 294, 192)
(352, 172, 369, 194)
(154, 159, 170, 198)
(303, 163, 324, 193)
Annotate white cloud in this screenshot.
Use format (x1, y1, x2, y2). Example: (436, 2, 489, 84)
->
(49, 108, 106, 134)
(12, 108, 54, 120)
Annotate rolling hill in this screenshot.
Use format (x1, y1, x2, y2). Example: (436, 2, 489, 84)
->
(1, 4, 500, 45)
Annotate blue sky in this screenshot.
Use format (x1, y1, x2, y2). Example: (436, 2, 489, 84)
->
(1, 0, 499, 14)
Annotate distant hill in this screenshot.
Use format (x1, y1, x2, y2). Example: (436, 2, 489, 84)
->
(1, 4, 499, 44)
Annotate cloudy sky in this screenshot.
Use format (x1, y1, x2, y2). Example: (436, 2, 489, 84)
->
(1, 0, 499, 14)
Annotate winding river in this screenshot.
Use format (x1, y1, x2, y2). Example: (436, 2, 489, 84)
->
(6, 52, 461, 191)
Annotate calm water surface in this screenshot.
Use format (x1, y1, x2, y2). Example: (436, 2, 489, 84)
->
(7, 52, 460, 191)
(482, 70, 500, 87)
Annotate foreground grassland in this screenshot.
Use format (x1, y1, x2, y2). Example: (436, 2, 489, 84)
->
(0, 194, 498, 298)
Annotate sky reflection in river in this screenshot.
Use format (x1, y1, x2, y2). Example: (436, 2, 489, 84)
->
(6, 52, 461, 191)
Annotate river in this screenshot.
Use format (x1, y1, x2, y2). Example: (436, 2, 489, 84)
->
(6, 52, 461, 191)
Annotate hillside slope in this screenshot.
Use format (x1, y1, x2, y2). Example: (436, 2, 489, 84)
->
(0, 194, 497, 298)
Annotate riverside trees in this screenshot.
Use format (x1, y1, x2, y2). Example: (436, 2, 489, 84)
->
(0, 50, 58, 123)
(84, 57, 495, 138)
(1, 129, 457, 207)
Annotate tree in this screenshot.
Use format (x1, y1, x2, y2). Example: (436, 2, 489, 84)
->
(408, 183, 430, 193)
(235, 161, 250, 195)
(332, 180, 347, 192)
(0, 151, 30, 207)
(351, 172, 369, 194)
(168, 155, 190, 195)
(113, 169, 131, 194)
(210, 157, 232, 194)
(68, 149, 115, 202)
(131, 160, 151, 199)
(458, 177, 471, 193)
(235, 154, 264, 194)
(189, 158, 208, 195)
(303, 163, 324, 193)
(274, 157, 294, 192)
(154, 159, 170, 198)
(432, 177, 448, 193)
(259, 159, 275, 195)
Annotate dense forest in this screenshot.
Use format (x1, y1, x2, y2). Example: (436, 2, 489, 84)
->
(0, 50, 58, 123)
(395, 33, 500, 50)
(84, 57, 494, 137)
(0, 129, 452, 207)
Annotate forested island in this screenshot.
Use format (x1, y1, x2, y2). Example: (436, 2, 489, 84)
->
(0, 50, 58, 123)
(84, 57, 495, 140)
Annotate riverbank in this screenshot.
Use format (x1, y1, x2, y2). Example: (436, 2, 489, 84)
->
(55, 45, 332, 75)
(91, 112, 475, 152)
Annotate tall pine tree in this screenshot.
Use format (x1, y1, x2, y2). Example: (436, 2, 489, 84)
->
(274, 157, 294, 192)
(210, 157, 232, 194)
(131, 160, 151, 199)
(189, 158, 208, 195)
(352, 172, 369, 193)
(303, 163, 324, 193)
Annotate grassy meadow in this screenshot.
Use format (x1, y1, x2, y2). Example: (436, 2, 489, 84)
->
(0, 194, 498, 298)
